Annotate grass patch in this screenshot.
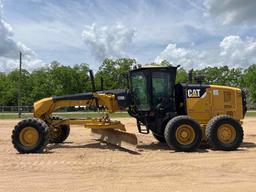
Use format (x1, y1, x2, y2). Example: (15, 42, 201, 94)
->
(0, 113, 32, 119)
(0, 112, 129, 120)
(245, 111, 256, 117)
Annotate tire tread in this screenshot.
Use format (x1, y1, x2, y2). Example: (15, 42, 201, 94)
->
(164, 115, 202, 151)
(12, 118, 49, 153)
(206, 115, 243, 151)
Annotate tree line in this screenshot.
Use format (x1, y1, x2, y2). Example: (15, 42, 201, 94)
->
(0, 58, 255, 106)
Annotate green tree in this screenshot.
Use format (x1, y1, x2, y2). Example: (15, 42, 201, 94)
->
(72, 63, 91, 92)
(0, 72, 8, 105)
(0, 59, 255, 107)
(176, 67, 188, 83)
(95, 58, 136, 90)
(241, 64, 256, 103)
(2, 69, 33, 105)
(194, 66, 242, 87)
(160, 60, 173, 67)
(48, 61, 90, 96)
(30, 67, 53, 101)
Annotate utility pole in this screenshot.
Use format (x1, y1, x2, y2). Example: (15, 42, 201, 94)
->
(18, 51, 22, 118)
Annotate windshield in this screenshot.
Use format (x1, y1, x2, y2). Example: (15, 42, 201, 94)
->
(152, 71, 174, 108)
(130, 72, 150, 110)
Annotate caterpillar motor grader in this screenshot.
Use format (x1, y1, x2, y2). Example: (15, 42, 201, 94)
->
(11, 65, 247, 153)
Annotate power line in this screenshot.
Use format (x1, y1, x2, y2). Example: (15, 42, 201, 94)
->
(18, 51, 22, 118)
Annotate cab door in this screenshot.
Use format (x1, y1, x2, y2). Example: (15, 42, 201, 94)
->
(151, 70, 176, 112)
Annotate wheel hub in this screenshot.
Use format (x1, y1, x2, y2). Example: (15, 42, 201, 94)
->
(176, 125, 195, 145)
(181, 131, 188, 138)
(19, 127, 39, 147)
(51, 127, 62, 139)
(217, 124, 236, 144)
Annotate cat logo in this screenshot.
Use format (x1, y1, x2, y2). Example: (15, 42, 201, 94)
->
(187, 89, 201, 98)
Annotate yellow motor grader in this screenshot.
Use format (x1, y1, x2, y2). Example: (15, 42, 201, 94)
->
(12, 66, 247, 153)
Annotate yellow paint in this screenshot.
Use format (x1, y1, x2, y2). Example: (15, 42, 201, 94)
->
(217, 123, 236, 144)
(186, 85, 243, 125)
(19, 127, 39, 147)
(50, 118, 126, 131)
(32, 83, 244, 141)
(175, 124, 195, 145)
(33, 93, 121, 119)
(32, 92, 125, 132)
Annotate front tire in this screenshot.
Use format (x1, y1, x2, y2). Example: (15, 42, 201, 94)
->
(164, 116, 202, 152)
(12, 118, 49, 153)
(206, 115, 243, 151)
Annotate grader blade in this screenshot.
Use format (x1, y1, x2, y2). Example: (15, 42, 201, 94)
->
(91, 129, 138, 152)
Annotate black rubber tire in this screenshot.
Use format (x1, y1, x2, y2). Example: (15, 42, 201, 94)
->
(12, 118, 49, 153)
(206, 115, 243, 151)
(164, 115, 202, 152)
(152, 133, 166, 143)
(49, 117, 70, 143)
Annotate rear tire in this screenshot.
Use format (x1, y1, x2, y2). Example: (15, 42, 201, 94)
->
(12, 118, 49, 153)
(164, 116, 202, 152)
(152, 133, 166, 143)
(206, 115, 243, 151)
(49, 117, 70, 143)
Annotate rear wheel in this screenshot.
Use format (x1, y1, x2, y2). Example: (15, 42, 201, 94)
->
(49, 117, 70, 143)
(152, 133, 166, 143)
(164, 116, 202, 151)
(12, 118, 49, 153)
(206, 115, 243, 151)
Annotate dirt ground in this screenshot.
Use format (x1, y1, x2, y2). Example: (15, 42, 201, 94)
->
(1, 117, 256, 192)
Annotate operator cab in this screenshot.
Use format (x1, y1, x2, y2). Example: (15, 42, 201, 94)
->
(129, 65, 177, 114)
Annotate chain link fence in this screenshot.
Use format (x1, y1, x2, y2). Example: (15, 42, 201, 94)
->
(0, 106, 106, 113)
(0, 106, 33, 113)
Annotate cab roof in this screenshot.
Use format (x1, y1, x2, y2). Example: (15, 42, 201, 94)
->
(130, 64, 177, 72)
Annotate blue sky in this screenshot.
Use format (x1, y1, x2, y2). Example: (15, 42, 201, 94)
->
(1, 0, 256, 71)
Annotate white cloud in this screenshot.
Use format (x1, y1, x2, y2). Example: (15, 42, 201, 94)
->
(220, 35, 256, 68)
(82, 23, 135, 61)
(204, 0, 256, 25)
(155, 35, 256, 69)
(2, 0, 256, 70)
(155, 43, 208, 69)
(0, 0, 2, 14)
(0, 0, 44, 72)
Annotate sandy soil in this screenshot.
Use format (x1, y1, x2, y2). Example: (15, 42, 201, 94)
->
(1, 117, 256, 192)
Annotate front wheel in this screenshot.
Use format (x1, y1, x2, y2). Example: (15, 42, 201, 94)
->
(164, 116, 202, 152)
(12, 118, 49, 153)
